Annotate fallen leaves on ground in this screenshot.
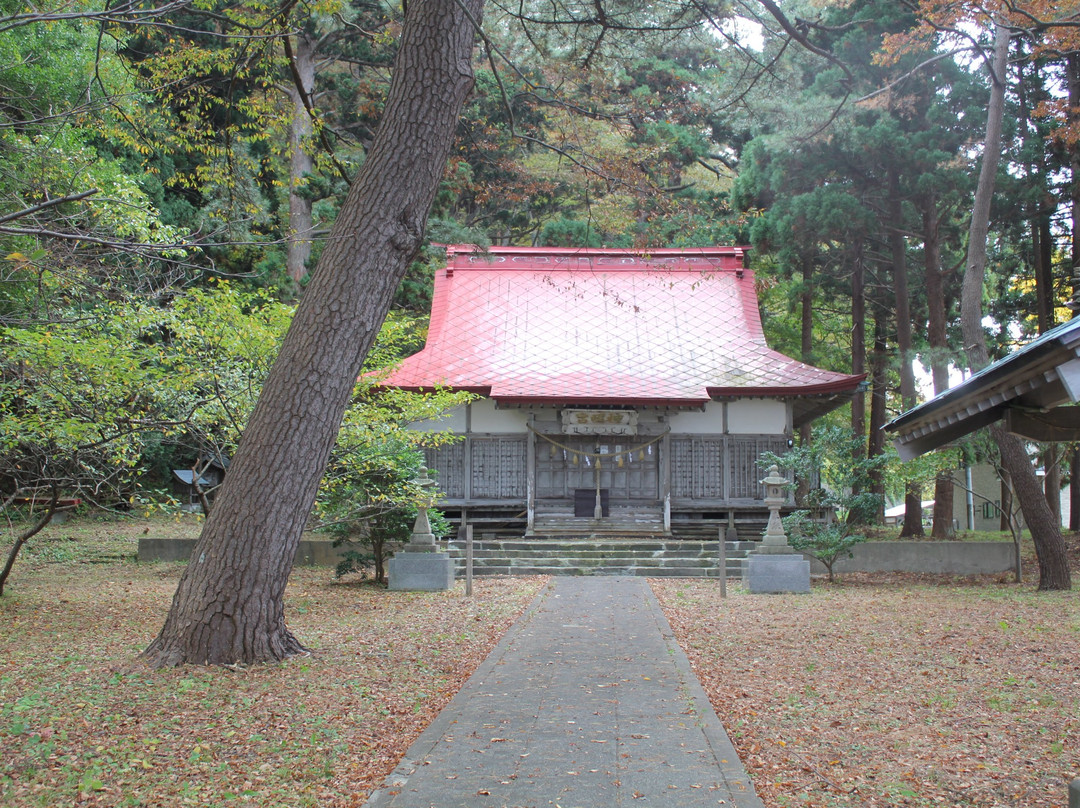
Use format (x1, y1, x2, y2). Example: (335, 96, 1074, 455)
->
(0, 546, 545, 808)
(653, 562, 1080, 808)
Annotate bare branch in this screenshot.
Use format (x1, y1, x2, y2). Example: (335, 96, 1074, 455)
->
(853, 50, 966, 105)
(755, 0, 855, 86)
(0, 190, 100, 226)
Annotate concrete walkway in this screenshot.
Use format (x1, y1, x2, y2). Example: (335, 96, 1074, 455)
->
(365, 577, 764, 808)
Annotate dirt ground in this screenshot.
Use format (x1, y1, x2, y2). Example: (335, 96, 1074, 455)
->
(0, 514, 546, 807)
(653, 533, 1080, 808)
(1, 514, 1078, 807)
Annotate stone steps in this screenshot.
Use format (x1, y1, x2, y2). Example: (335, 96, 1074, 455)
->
(529, 515, 667, 537)
(446, 537, 756, 577)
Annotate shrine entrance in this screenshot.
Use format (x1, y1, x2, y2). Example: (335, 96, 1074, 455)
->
(534, 433, 662, 520)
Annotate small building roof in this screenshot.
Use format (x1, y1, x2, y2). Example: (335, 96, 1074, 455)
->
(885, 317, 1080, 460)
(383, 245, 863, 424)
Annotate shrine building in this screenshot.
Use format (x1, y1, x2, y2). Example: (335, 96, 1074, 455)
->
(381, 245, 864, 538)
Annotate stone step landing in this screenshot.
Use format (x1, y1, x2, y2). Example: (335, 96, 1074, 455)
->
(446, 537, 757, 577)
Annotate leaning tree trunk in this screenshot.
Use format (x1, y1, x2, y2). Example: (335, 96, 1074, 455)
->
(960, 21, 1070, 590)
(143, 0, 483, 667)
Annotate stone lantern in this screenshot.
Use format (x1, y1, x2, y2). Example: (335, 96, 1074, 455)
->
(405, 467, 439, 551)
(388, 466, 455, 591)
(756, 465, 792, 554)
(743, 464, 810, 593)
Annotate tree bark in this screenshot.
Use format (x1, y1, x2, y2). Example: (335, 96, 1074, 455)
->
(1069, 52, 1080, 532)
(286, 32, 318, 284)
(143, 0, 483, 666)
(797, 255, 814, 503)
(867, 315, 888, 524)
(960, 21, 1070, 590)
(1020, 55, 1063, 527)
(0, 485, 57, 596)
(1071, 448, 1080, 533)
(890, 170, 923, 538)
(1000, 469, 1012, 532)
(850, 240, 866, 444)
(923, 195, 955, 538)
(1068, 52, 1080, 312)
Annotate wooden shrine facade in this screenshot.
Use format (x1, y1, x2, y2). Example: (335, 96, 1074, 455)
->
(416, 400, 794, 535)
(381, 245, 864, 536)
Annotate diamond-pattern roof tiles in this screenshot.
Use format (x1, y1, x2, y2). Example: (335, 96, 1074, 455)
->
(382, 245, 863, 405)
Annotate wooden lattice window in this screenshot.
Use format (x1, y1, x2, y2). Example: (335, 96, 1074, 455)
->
(728, 437, 790, 500)
(670, 437, 724, 499)
(422, 442, 466, 499)
(470, 437, 527, 499)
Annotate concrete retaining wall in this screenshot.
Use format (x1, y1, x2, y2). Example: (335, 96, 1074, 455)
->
(139, 538, 1017, 576)
(805, 540, 1017, 575)
(138, 538, 346, 566)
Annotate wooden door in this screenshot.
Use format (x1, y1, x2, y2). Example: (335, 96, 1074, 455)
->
(535, 436, 659, 505)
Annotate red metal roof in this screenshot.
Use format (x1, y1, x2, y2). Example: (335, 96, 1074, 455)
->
(382, 245, 864, 406)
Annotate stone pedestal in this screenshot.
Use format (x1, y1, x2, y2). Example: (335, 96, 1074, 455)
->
(743, 553, 811, 594)
(388, 550, 455, 591)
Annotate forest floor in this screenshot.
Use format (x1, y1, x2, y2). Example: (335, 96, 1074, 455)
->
(0, 513, 1077, 807)
(0, 513, 546, 807)
(654, 534, 1080, 808)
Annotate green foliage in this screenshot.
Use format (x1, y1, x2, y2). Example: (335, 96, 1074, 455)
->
(0, 7, 193, 315)
(331, 502, 452, 584)
(539, 216, 605, 248)
(1, 274, 471, 589)
(765, 426, 887, 580)
(320, 442, 456, 584)
(782, 511, 866, 583)
(2, 280, 470, 508)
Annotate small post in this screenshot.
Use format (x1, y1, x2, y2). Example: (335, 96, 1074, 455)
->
(718, 526, 727, 599)
(465, 523, 474, 598)
(1069, 777, 1079, 808)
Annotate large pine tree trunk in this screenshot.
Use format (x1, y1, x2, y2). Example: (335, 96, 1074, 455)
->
(143, 0, 483, 666)
(890, 171, 923, 537)
(960, 21, 1070, 590)
(923, 196, 955, 538)
(1020, 55, 1063, 528)
(850, 241, 867, 486)
(867, 316, 888, 524)
(797, 256, 814, 502)
(1069, 52, 1080, 532)
(850, 250, 866, 434)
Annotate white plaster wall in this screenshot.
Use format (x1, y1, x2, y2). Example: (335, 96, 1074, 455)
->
(668, 401, 725, 434)
(408, 404, 467, 433)
(726, 399, 788, 434)
(470, 399, 529, 433)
